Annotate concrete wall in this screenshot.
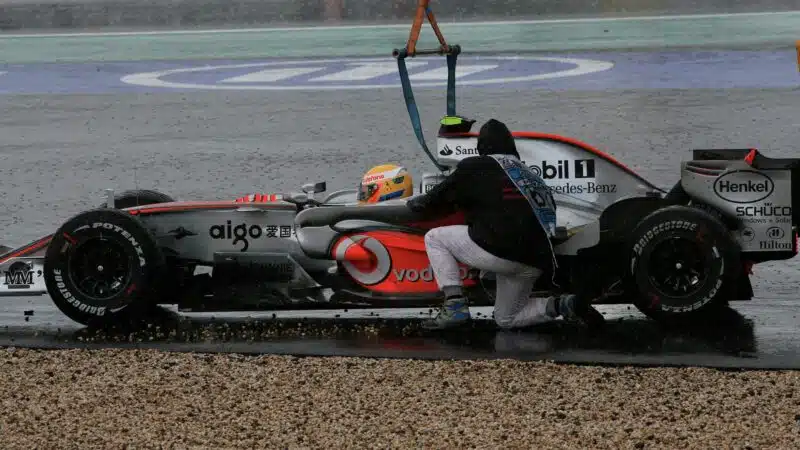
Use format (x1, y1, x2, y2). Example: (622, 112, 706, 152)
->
(0, 0, 797, 31)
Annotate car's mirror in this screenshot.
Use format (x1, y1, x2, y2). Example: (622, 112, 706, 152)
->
(285, 192, 309, 204)
(302, 182, 327, 194)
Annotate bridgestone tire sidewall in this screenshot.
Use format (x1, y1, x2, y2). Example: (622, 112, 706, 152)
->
(629, 206, 738, 317)
(44, 209, 164, 327)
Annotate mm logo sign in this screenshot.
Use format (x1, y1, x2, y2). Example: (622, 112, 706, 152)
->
(3, 261, 35, 289)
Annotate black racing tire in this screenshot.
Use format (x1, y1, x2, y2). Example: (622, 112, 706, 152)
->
(102, 189, 174, 209)
(43, 208, 166, 328)
(628, 205, 740, 325)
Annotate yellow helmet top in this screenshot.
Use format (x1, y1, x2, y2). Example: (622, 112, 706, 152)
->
(358, 164, 414, 204)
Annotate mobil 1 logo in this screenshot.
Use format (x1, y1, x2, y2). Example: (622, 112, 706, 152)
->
(528, 159, 596, 180)
(525, 158, 617, 195)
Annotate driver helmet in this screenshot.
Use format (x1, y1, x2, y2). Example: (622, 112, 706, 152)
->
(358, 164, 413, 204)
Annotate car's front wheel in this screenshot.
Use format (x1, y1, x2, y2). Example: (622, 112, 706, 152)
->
(43, 208, 166, 328)
(628, 205, 740, 325)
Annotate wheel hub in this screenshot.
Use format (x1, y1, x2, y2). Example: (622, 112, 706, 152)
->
(646, 237, 709, 298)
(67, 238, 132, 302)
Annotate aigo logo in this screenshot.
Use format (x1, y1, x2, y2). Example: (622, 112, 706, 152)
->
(713, 170, 775, 204)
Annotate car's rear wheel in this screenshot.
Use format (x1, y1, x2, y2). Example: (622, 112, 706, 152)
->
(43, 208, 166, 328)
(628, 205, 740, 325)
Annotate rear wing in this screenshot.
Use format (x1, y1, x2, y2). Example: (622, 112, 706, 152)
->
(392, 0, 461, 172)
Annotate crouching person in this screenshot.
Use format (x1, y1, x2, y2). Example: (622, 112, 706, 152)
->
(406, 118, 604, 330)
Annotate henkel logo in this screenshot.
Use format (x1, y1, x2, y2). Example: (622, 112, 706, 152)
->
(439, 145, 478, 157)
(527, 159, 596, 179)
(713, 170, 774, 203)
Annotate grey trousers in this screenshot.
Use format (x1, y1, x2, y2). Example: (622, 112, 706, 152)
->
(424, 225, 557, 329)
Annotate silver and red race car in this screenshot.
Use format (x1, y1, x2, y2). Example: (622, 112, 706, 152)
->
(1, 116, 795, 328)
(2, 5, 797, 328)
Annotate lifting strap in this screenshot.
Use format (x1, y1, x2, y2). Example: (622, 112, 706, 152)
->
(393, 0, 460, 172)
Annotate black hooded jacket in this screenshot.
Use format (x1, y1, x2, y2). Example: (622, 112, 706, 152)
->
(407, 119, 555, 271)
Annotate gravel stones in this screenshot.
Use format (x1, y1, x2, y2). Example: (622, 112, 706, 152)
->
(1, 348, 798, 449)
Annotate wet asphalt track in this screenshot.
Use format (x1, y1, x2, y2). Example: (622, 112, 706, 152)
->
(2, 82, 800, 368)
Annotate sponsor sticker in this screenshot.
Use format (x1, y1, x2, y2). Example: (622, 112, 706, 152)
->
(735, 203, 792, 224)
(2, 261, 38, 289)
(260, 262, 295, 282)
(766, 226, 786, 240)
(545, 182, 618, 195)
(393, 266, 476, 282)
(363, 173, 386, 183)
(759, 240, 792, 250)
(334, 235, 392, 285)
(527, 159, 596, 180)
(713, 170, 774, 204)
(209, 221, 295, 251)
(439, 144, 478, 157)
(516, 159, 618, 196)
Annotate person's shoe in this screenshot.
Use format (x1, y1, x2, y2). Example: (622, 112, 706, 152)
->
(558, 294, 606, 329)
(421, 297, 471, 330)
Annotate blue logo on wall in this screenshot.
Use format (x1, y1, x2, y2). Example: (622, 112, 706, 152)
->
(120, 56, 614, 91)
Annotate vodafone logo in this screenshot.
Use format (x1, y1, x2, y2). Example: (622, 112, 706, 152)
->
(333, 234, 392, 285)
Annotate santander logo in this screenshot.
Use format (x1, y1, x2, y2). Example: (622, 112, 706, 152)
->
(438, 143, 478, 157)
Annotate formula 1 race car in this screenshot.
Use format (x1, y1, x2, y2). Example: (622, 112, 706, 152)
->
(1, 121, 797, 328)
(1, 3, 798, 328)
